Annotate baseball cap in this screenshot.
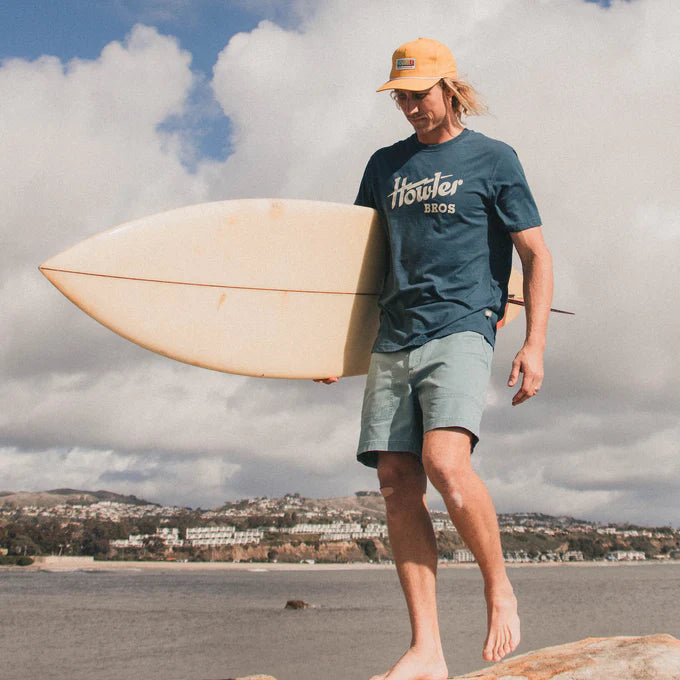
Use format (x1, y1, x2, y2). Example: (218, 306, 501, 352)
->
(377, 37, 457, 92)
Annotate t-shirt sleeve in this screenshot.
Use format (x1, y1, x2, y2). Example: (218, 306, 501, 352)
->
(491, 146, 542, 232)
(354, 158, 377, 209)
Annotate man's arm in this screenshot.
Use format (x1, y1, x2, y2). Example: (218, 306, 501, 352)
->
(508, 226, 553, 405)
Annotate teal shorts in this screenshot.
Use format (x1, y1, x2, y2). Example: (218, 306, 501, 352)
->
(357, 331, 493, 468)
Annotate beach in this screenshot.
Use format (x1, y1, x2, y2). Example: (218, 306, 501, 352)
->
(20, 554, 680, 572)
(2, 560, 679, 680)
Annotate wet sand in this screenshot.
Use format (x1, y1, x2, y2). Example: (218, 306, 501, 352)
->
(18, 555, 680, 572)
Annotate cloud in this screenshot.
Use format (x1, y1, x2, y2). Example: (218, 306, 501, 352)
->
(1, 1, 679, 525)
(1, 25, 205, 273)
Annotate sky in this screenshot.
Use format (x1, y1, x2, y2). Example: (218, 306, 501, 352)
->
(1, 0, 678, 526)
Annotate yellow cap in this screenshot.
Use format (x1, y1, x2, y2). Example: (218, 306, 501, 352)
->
(377, 37, 457, 92)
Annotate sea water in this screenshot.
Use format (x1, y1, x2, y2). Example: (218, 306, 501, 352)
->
(2, 563, 679, 680)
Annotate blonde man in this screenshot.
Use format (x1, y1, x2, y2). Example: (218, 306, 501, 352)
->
(322, 37, 552, 680)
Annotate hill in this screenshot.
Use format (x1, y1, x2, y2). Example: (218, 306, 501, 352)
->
(0, 489, 157, 508)
(314, 492, 387, 521)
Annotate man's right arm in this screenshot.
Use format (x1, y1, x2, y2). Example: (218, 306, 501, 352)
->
(507, 226, 553, 405)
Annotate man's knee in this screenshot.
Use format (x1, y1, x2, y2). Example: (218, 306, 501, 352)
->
(422, 428, 474, 500)
(427, 465, 469, 510)
(377, 452, 426, 499)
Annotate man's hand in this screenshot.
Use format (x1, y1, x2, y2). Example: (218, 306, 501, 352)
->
(508, 343, 544, 406)
(314, 377, 339, 384)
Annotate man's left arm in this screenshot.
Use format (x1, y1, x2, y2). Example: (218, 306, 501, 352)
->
(508, 226, 553, 406)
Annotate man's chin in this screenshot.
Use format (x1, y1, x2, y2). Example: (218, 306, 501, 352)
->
(409, 121, 431, 133)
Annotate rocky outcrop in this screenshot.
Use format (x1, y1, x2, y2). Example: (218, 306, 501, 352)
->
(211, 538, 392, 564)
(454, 634, 680, 679)
(224, 635, 680, 680)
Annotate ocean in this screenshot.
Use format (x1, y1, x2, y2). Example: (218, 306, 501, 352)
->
(2, 563, 679, 680)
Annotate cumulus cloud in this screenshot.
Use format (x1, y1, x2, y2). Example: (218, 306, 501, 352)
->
(1, 1, 678, 524)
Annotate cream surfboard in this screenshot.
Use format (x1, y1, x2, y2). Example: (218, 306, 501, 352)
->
(39, 198, 533, 379)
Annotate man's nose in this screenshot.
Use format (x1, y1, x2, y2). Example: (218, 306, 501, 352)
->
(405, 97, 418, 113)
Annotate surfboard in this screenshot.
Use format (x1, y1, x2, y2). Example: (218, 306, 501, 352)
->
(497, 267, 523, 329)
(39, 198, 537, 379)
(40, 199, 386, 379)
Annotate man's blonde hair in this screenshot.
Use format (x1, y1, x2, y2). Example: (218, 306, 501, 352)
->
(392, 77, 487, 126)
(440, 77, 487, 125)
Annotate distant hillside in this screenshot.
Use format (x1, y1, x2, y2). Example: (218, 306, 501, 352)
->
(0, 489, 157, 508)
(315, 493, 387, 521)
(0, 489, 650, 532)
(313, 497, 597, 528)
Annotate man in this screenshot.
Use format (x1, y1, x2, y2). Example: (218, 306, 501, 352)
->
(320, 37, 553, 680)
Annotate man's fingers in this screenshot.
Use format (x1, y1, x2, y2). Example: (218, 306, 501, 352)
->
(509, 344, 545, 405)
(512, 373, 542, 406)
(512, 388, 529, 406)
(508, 359, 521, 387)
(314, 377, 338, 384)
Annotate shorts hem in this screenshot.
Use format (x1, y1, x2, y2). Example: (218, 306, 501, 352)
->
(424, 419, 480, 442)
(356, 440, 420, 469)
(425, 421, 481, 452)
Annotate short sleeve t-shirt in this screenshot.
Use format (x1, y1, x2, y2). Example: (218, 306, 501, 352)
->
(355, 128, 541, 351)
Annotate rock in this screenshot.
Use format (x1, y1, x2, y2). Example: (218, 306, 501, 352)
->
(215, 635, 680, 680)
(453, 634, 680, 679)
(284, 599, 309, 609)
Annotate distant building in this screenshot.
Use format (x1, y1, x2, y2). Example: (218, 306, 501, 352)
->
(503, 551, 531, 563)
(156, 527, 183, 547)
(561, 550, 585, 562)
(362, 523, 388, 539)
(110, 533, 150, 549)
(432, 519, 455, 532)
(608, 550, 646, 561)
(285, 522, 387, 541)
(454, 549, 475, 563)
(539, 551, 561, 562)
(186, 526, 263, 546)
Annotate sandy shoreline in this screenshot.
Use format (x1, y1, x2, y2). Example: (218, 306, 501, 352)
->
(4, 555, 678, 573)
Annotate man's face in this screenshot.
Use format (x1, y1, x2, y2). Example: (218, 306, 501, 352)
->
(393, 83, 452, 137)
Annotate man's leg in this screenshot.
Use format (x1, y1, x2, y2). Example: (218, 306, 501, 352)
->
(421, 427, 520, 663)
(370, 451, 449, 680)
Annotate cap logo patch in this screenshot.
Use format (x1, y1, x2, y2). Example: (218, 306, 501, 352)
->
(395, 58, 416, 70)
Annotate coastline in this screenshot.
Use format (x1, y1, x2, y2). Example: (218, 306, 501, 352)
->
(6, 555, 679, 573)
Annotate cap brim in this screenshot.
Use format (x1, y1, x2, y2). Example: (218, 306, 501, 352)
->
(376, 76, 442, 92)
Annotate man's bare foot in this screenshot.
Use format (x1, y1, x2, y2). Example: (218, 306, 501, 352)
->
(369, 645, 448, 680)
(482, 586, 520, 663)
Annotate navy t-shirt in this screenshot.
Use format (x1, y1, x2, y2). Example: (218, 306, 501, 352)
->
(355, 128, 541, 351)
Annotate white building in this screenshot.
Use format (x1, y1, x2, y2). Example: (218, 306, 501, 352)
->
(110, 533, 150, 548)
(156, 527, 184, 547)
(454, 549, 475, 563)
(432, 519, 455, 532)
(186, 526, 264, 546)
(362, 523, 389, 539)
(286, 522, 387, 542)
(561, 550, 585, 561)
(608, 550, 646, 561)
(503, 551, 531, 563)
